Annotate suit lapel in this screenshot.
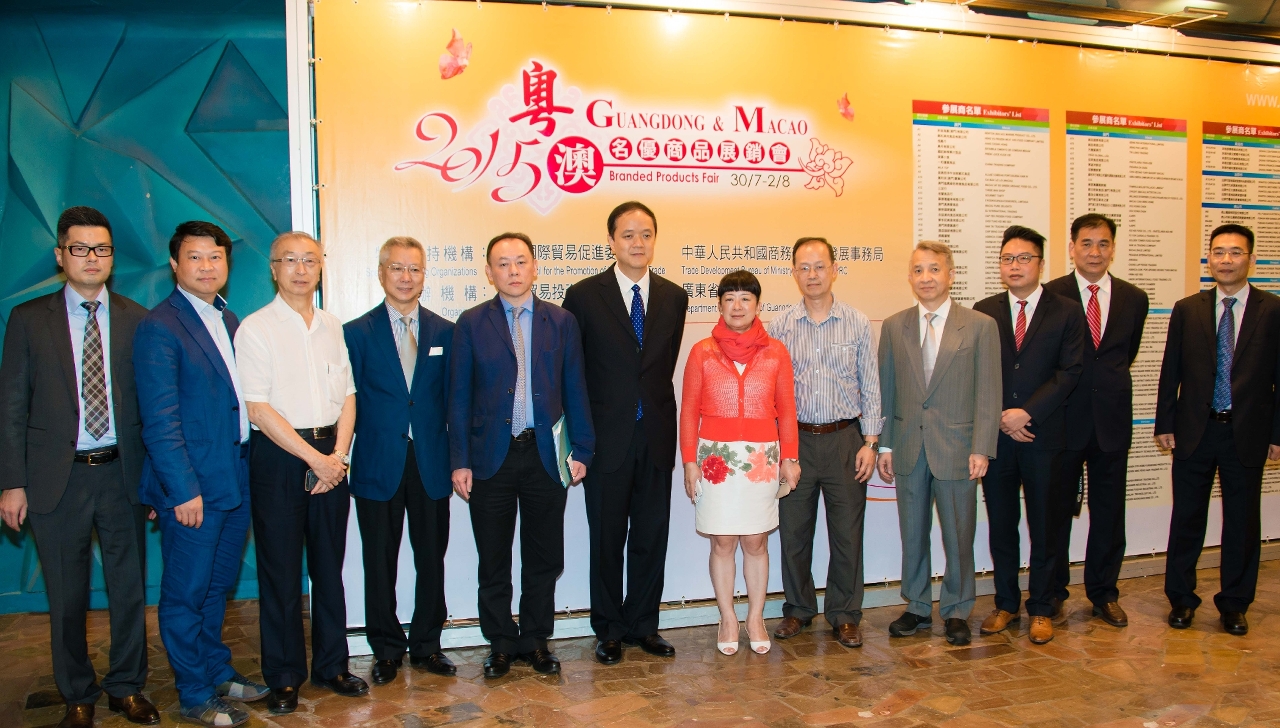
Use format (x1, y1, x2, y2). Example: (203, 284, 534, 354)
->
(992, 292, 1017, 356)
(530, 297, 553, 379)
(924, 313, 965, 399)
(1198, 289, 1218, 350)
(485, 297, 517, 358)
(602, 265, 640, 346)
(169, 290, 236, 392)
(371, 305, 409, 396)
(641, 274, 663, 348)
(47, 289, 78, 403)
(1019, 290, 1051, 351)
(901, 311, 927, 394)
(1096, 280, 1123, 351)
(1233, 286, 1265, 364)
(107, 292, 129, 411)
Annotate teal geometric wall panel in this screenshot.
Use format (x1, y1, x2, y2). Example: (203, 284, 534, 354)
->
(0, 3, 290, 614)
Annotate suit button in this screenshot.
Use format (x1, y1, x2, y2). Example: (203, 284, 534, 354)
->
(232, 405, 239, 411)
(1014, 363, 1020, 369)
(923, 403, 929, 409)
(1013, 393, 1019, 399)
(402, 433, 408, 439)
(506, 418, 512, 424)
(232, 441, 238, 447)
(508, 388, 514, 394)
(1092, 388, 1097, 393)
(408, 400, 414, 406)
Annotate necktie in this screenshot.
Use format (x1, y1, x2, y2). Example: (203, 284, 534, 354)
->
(399, 314, 417, 389)
(80, 301, 109, 440)
(1084, 284, 1102, 349)
(511, 306, 527, 435)
(630, 283, 645, 420)
(922, 312, 938, 387)
(1212, 297, 1237, 412)
(1014, 299, 1028, 351)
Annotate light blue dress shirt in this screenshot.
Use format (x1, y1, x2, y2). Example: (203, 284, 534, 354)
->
(501, 293, 536, 429)
(65, 285, 116, 450)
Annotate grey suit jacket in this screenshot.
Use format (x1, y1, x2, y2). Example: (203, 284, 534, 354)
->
(878, 301, 1001, 481)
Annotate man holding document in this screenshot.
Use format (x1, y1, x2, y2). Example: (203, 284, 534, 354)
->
(448, 232, 595, 680)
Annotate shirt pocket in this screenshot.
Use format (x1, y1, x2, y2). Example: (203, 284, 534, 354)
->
(327, 361, 351, 406)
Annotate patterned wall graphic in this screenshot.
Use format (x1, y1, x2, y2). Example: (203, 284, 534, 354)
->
(0, 4, 289, 613)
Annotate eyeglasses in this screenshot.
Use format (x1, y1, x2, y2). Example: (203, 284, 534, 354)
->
(1209, 249, 1249, 260)
(999, 253, 1041, 265)
(62, 245, 114, 257)
(384, 263, 424, 276)
(271, 256, 320, 269)
(796, 263, 830, 274)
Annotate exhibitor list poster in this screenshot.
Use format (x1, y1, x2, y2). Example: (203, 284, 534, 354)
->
(1066, 111, 1187, 507)
(913, 101, 1050, 306)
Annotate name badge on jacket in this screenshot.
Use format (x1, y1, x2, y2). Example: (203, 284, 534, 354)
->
(429, 346, 444, 356)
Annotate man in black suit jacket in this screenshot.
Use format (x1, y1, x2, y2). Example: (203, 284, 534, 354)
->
(1156, 223, 1280, 637)
(0, 207, 159, 728)
(973, 225, 1084, 646)
(1044, 214, 1148, 628)
(562, 202, 688, 665)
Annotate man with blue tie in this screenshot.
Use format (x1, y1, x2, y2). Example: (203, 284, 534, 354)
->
(448, 232, 595, 679)
(134, 221, 268, 727)
(344, 237, 456, 684)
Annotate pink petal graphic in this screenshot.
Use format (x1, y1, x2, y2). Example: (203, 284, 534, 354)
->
(439, 28, 472, 80)
(837, 93, 855, 121)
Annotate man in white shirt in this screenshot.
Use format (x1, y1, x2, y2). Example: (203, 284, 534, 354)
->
(235, 232, 365, 713)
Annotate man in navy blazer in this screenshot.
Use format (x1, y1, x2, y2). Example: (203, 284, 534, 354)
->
(448, 232, 595, 679)
(134, 222, 267, 728)
(344, 236, 456, 685)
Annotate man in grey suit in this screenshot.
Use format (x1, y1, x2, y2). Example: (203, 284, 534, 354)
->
(877, 241, 1001, 646)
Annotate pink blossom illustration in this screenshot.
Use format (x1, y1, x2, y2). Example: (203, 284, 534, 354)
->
(837, 93, 855, 121)
(800, 138, 853, 197)
(439, 28, 472, 80)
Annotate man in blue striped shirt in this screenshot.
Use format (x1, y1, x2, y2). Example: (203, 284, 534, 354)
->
(767, 237, 883, 648)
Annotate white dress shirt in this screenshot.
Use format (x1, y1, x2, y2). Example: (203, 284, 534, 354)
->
(65, 285, 116, 450)
(1215, 283, 1249, 347)
(615, 264, 650, 312)
(1008, 285, 1044, 327)
(1074, 271, 1112, 338)
(235, 294, 356, 429)
(178, 286, 249, 442)
(917, 296, 953, 347)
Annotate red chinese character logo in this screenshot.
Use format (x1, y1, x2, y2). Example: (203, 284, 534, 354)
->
(637, 138, 659, 161)
(691, 140, 713, 163)
(665, 139, 686, 162)
(609, 137, 632, 160)
(718, 140, 739, 163)
(508, 61, 574, 137)
(743, 141, 764, 164)
(768, 143, 790, 165)
(547, 136, 603, 193)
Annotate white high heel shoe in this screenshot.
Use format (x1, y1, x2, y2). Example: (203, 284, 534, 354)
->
(747, 623, 771, 654)
(716, 620, 740, 655)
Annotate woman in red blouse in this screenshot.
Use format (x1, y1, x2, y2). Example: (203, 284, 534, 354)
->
(681, 270, 800, 655)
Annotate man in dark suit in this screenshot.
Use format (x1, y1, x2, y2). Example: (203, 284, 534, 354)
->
(0, 207, 158, 728)
(134, 221, 268, 728)
(1044, 213, 1148, 628)
(974, 225, 1084, 646)
(1156, 223, 1280, 636)
(563, 202, 687, 665)
(448, 232, 595, 679)
(344, 236, 456, 684)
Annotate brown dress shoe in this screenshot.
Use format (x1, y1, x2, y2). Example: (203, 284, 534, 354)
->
(1092, 602, 1128, 627)
(834, 623, 863, 648)
(59, 704, 94, 728)
(979, 609, 1019, 635)
(772, 616, 808, 640)
(1029, 616, 1054, 644)
(108, 693, 160, 725)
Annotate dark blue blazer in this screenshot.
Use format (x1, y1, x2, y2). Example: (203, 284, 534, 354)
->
(134, 288, 246, 511)
(448, 295, 595, 481)
(344, 303, 454, 501)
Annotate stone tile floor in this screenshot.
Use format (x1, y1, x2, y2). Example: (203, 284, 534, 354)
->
(5, 562, 1279, 728)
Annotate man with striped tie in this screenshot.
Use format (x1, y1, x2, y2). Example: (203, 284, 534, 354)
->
(974, 226, 1084, 646)
(1044, 214, 1148, 629)
(1156, 224, 1280, 636)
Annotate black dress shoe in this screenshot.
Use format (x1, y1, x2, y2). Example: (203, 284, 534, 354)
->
(312, 671, 370, 697)
(623, 633, 676, 657)
(370, 658, 401, 685)
(944, 618, 971, 646)
(1168, 606, 1195, 629)
(1221, 611, 1249, 636)
(267, 687, 298, 715)
(595, 639, 623, 665)
(888, 610, 933, 637)
(483, 652, 513, 679)
(410, 652, 457, 676)
(520, 648, 561, 675)
(58, 704, 94, 728)
(108, 694, 160, 725)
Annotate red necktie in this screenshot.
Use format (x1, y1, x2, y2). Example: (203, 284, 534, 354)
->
(1014, 299, 1028, 351)
(1086, 284, 1102, 348)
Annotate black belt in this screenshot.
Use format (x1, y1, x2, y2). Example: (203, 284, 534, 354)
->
(1209, 410, 1232, 423)
(512, 428, 536, 443)
(74, 447, 119, 465)
(797, 418, 857, 435)
(296, 425, 336, 439)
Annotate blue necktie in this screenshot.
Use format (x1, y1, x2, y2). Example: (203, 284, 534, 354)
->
(1212, 297, 1236, 412)
(630, 283, 645, 420)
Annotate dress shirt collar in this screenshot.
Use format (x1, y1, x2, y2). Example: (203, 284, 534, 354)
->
(1216, 283, 1250, 307)
(65, 284, 108, 315)
(385, 299, 418, 324)
(268, 292, 321, 331)
(614, 264, 650, 297)
(177, 285, 227, 315)
(500, 291, 534, 313)
(1074, 270, 1111, 296)
(1011, 284, 1043, 308)
(916, 296, 952, 323)
(800, 294, 844, 324)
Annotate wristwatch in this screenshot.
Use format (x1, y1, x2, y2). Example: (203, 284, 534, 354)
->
(333, 451, 350, 466)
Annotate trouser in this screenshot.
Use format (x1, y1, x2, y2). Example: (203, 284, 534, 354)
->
(583, 420, 672, 641)
(469, 434, 567, 655)
(985, 437, 1061, 617)
(156, 448, 250, 708)
(354, 444, 451, 660)
(28, 457, 148, 704)
(895, 448, 977, 620)
(1052, 430, 1128, 606)
(779, 423, 866, 627)
(1165, 419, 1262, 614)
(250, 429, 350, 688)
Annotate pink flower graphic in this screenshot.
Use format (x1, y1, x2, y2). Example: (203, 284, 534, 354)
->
(439, 28, 472, 80)
(744, 449, 778, 484)
(800, 138, 853, 197)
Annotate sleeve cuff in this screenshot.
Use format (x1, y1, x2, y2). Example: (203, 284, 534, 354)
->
(878, 447, 892, 454)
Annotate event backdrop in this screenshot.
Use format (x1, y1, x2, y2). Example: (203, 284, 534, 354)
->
(312, 0, 1280, 627)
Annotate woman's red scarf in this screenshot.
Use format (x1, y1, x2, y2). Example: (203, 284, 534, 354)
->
(712, 317, 769, 364)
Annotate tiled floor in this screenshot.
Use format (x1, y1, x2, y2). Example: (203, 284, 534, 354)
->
(6, 562, 1279, 728)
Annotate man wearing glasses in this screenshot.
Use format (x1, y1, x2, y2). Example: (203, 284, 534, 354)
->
(1157, 224, 1280, 636)
(343, 237, 456, 684)
(974, 226, 1084, 646)
(0, 207, 158, 728)
(235, 232, 367, 713)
